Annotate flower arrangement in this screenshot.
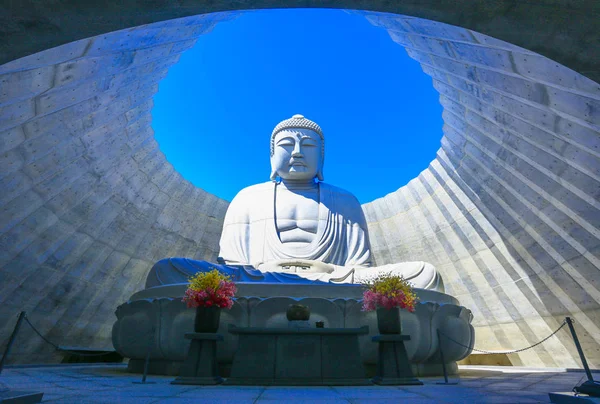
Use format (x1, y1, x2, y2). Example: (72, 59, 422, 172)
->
(183, 269, 237, 309)
(361, 272, 417, 312)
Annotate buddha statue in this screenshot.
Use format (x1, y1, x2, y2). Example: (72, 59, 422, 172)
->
(146, 114, 443, 292)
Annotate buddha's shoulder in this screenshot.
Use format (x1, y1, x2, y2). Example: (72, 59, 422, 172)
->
(320, 183, 366, 224)
(320, 182, 360, 204)
(228, 182, 273, 206)
(224, 183, 272, 223)
(233, 182, 273, 197)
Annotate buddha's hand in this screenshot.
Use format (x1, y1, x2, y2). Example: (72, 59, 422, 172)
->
(257, 259, 335, 274)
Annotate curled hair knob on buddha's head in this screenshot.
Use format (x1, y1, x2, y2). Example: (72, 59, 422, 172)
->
(270, 114, 325, 182)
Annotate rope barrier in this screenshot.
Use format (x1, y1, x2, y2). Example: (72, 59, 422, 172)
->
(21, 312, 157, 362)
(438, 319, 568, 355)
(2, 311, 158, 385)
(0, 312, 582, 368)
(0, 311, 156, 363)
(3, 310, 597, 394)
(23, 315, 116, 357)
(17, 312, 571, 358)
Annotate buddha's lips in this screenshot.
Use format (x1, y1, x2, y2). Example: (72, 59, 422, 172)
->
(290, 161, 306, 167)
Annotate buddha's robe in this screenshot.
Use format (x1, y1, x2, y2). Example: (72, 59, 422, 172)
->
(146, 182, 369, 288)
(145, 182, 443, 292)
(219, 182, 371, 268)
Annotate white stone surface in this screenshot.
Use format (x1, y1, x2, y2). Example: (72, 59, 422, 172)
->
(213, 115, 442, 289)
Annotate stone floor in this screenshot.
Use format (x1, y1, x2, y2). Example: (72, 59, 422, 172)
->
(0, 364, 594, 403)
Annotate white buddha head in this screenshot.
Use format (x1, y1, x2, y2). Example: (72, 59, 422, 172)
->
(270, 114, 324, 182)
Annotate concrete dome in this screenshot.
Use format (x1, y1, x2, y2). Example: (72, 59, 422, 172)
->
(0, 3, 598, 369)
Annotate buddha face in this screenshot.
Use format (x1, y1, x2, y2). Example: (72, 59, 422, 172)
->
(271, 128, 323, 181)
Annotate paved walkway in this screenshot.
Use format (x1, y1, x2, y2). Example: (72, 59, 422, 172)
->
(0, 364, 592, 403)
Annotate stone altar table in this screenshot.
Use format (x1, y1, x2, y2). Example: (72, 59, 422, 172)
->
(171, 333, 223, 385)
(372, 334, 423, 386)
(224, 325, 371, 385)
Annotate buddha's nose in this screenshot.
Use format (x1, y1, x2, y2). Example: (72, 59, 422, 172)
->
(292, 143, 303, 157)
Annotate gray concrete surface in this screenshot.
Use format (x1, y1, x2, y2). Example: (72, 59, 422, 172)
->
(0, 364, 594, 403)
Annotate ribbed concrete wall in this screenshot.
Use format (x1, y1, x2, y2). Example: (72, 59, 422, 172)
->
(0, 9, 598, 368)
(0, 12, 233, 362)
(361, 12, 600, 368)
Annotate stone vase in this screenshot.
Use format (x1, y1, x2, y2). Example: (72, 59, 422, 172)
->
(194, 306, 221, 333)
(376, 307, 401, 334)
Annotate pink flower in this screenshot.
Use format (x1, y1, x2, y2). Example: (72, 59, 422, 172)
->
(361, 277, 417, 312)
(183, 278, 237, 309)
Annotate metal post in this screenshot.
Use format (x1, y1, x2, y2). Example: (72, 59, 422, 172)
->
(436, 329, 458, 385)
(566, 317, 594, 382)
(141, 350, 151, 383)
(566, 317, 599, 397)
(0, 312, 26, 375)
(133, 328, 156, 384)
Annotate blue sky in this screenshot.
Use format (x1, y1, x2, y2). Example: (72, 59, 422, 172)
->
(153, 9, 443, 204)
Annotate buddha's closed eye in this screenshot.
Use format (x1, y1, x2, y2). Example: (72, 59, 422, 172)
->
(277, 138, 295, 147)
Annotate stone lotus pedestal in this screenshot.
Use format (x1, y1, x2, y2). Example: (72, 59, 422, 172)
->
(113, 283, 474, 377)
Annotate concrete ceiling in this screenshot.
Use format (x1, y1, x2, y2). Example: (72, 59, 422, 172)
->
(2, 1, 599, 84)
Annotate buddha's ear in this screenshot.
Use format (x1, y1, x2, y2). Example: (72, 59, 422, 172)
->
(317, 169, 324, 182)
(269, 157, 278, 181)
(317, 148, 324, 181)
